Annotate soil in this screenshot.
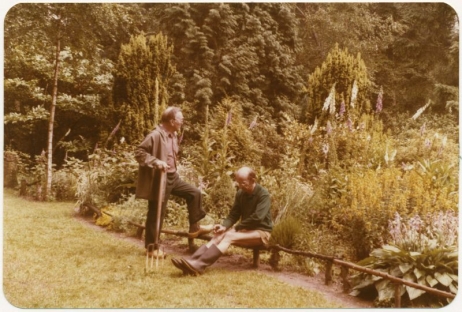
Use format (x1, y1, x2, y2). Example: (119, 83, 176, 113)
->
(76, 215, 374, 308)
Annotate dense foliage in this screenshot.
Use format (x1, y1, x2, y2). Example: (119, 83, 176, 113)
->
(3, 3, 459, 307)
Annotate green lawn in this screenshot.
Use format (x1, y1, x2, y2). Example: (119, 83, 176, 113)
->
(2, 188, 343, 308)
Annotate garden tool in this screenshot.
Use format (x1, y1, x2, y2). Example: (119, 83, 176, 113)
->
(146, 170, 167, 271)
(145, 243, 165, 272)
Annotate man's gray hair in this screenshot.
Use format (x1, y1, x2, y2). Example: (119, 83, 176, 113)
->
(161, 106, 182, 123)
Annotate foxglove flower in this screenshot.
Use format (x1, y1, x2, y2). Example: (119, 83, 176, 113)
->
(249, 115, 258, 129)
(412, 100, 431, 120)
(441, 135, 447, 149)
(339, 100, 345, 117)
(322, 143, 329, 156)
(420, 123, 426, 136)
(323, 84, 336, 114)
(326, 120, 332, 135)
(350, 80, 358, 108)
(310, 118, 318, 135)
(347, 118, 353, 131)
(226, 111, 232, 126)
(109, 120, 122, 138)
(424, 138, 432, 149)
(376, 86, 383, 113)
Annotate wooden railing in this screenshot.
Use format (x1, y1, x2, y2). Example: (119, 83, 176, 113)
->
(272, 244, 456, 307)
(89, 206, 456, 308)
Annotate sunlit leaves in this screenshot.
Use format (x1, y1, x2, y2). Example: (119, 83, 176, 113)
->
(4, 106, 49, 124)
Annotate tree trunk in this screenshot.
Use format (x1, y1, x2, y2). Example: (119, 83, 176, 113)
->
(45, 25, 61, 200)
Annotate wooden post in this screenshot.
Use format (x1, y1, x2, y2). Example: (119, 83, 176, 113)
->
(136, 226, 144, 239)
(269, 249, 280, 271)
(394, 284, 402, 308)
(340, 265, 351, 292)
(20, 179, 27, 197)
(252, 248, 260, 268)
(325, 260, 333, 285)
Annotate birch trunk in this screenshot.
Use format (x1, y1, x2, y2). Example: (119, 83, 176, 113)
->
(45, 26, 61, 200)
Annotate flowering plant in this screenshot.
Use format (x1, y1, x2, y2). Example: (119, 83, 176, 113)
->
(349, 211, 458, 307)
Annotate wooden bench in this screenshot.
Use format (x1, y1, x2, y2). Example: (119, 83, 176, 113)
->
(128, 221, 270, 268)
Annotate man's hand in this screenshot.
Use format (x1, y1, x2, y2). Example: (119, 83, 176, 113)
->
(213, 224, 226, 234)
(155, 160, 170, 171)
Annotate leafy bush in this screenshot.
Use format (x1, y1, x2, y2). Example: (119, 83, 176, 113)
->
(52, 169, 78, 201)
(71, 143, 138, 208)
(349, 211, 458, 307)
(10, 150, 48, 200)
(202, 173, 236, 219)
(188, 98, 262, 184)
(93, 194, 201, 236)
(325, 161, 458, 260)
(95, 194, 147, 234)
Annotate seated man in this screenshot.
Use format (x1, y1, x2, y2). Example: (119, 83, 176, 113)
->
(171, 166, 273, 275)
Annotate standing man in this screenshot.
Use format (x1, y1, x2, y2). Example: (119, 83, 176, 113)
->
(135, 106, 209, 257)
(171, 166, 273, 275)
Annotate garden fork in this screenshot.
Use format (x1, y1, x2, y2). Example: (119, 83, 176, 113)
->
(145, 170, 167, 272)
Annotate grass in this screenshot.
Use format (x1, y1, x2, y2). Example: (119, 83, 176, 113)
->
(2, 188, 344, 308)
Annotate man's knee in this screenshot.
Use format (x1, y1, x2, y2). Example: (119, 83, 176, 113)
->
(220, 230, 239, 244)
(192, 186, 201, 197)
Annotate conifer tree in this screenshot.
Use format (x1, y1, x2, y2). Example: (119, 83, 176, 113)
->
(305, 44, 371, 123)
(157, 3, 305, 129)
(113, 33, 183, 143)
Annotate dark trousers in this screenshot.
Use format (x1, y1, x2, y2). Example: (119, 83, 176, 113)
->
(145, 172, 206, 249)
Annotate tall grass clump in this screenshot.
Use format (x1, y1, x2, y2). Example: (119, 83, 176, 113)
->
(269, 216, 303, 249)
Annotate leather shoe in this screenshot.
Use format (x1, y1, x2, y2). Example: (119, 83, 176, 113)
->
(187, 224, 214, 238)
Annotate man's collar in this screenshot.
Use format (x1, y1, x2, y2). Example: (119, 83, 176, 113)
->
(159, 124, 174, 136)
(244, 183, 258, 196)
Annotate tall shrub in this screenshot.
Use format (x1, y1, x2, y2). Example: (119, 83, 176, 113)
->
(305, 43, 371, 123)
(113, 32, 183, 144)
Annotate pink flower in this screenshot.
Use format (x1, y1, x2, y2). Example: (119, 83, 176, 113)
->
(339, 100, 345, 117)
(347, 118, 353, 131)
(420, 123, 426, 136)
(226, 111, 232, 126)
(249, 115, 258, 129)
(326, 121, 332, 135)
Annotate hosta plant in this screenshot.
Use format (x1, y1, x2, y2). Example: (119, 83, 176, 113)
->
(349, 244, 457, 307)
(349, 211, 458, 307)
